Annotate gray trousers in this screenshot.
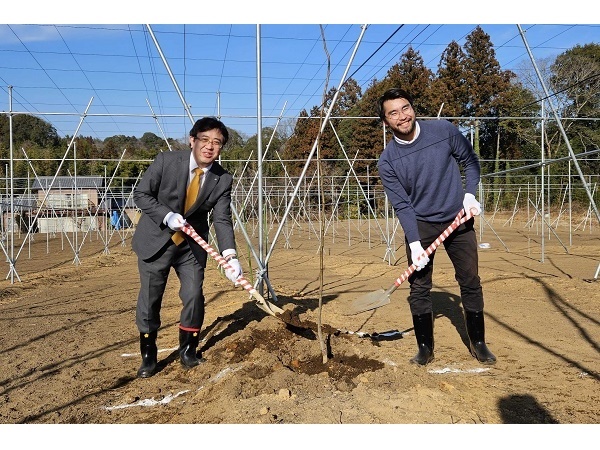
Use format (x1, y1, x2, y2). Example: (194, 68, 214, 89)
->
(136, 240, 205, 334)
(405, 217, 484, 315)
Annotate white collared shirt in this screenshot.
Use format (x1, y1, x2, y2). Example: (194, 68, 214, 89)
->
(188, 155, 212, 187)
(393, 121, 421, 145)
(187, 156, 235, 259)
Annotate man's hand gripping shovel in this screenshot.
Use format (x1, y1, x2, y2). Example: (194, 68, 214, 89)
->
(346, 209, 473, 315)
(181, 224, 284, 317)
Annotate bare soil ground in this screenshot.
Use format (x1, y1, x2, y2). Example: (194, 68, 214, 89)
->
(0, 214, 598, 445)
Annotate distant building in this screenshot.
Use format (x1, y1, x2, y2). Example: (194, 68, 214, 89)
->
(29, 176, 106, 233)
(32, 176, 104, 208)
(1, 176, 138, 234)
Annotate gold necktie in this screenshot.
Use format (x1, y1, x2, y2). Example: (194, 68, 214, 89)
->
(172, 167, 203, 245)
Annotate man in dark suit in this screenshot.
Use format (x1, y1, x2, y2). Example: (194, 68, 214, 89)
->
(132, 116, 242, 378)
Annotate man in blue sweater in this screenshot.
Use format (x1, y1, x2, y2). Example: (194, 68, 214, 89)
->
(377, 88, 496, 366)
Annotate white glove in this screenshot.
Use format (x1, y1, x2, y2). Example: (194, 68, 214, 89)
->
(409, 241, 430, 271)
(165, 212, 185, 231)
(225, 258, 243, 285)
(463, 193, 481, 216)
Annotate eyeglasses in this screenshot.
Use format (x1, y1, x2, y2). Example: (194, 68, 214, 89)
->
(385, 104, 412, 120)
(194, 136, 223, 148)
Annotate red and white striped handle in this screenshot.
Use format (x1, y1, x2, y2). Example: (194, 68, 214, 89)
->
(393, 209, 472, 287)
(180, 224, 258, 297)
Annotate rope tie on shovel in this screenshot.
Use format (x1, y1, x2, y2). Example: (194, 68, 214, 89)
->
(347, 209, 473, 316)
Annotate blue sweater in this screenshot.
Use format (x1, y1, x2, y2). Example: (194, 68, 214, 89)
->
(377, 119, 480, 243)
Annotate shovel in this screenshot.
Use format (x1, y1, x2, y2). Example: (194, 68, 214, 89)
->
(181, 224, 285, 317)
(347, 209, 472, 315)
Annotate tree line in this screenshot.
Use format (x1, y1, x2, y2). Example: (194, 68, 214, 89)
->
(1, 26, 598, 206)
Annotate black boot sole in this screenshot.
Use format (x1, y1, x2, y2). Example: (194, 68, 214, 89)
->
(470, 342, 497, 365)
(137, 363, 157, 378)
(410, 355, 434, 365)
(410, 345, 434, 365)
(180, 355, 206, 369)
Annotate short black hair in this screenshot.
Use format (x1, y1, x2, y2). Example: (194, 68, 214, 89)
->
(377, 88, 414, 119)
(189, 117, 229, 146)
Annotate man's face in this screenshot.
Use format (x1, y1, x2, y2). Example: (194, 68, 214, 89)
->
(189, 129, 224, 167)
(382, 98, 416, 139)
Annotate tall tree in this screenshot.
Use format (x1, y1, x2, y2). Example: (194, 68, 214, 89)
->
(516, 42, 600, 188)
(434, 40, 468, 119)
(320, 79, 362, 167)
(549, 43, 600, 162)
(462, 26, 515, 161)
(491, 82, 540, 202)
(385, 46, 436, 115)
(340, 48, 436, 177)
(342, 76, 388, 164)
(281, 109, 317, 176)
(283, 78, 363, 177)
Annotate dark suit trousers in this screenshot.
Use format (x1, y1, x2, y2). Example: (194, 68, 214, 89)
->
(405, 217, 484, 315)
(136, 240, 205, 333)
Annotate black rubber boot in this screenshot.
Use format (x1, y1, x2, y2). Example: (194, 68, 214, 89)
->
(465, 310, 497, 365)
(179, 328, 205, 368)
(137, 331, 158, 378)
(410, 313, 434, 366)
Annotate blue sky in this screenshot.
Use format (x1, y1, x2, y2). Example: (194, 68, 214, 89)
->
(2, 2, 597, 141)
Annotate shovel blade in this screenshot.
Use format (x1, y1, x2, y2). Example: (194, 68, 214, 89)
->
(346, 288, 392, 315)
(255, 299, 285, 317)
(249, 291, 285, 317)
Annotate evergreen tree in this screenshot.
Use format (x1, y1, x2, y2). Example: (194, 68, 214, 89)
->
(462, 26, 515, 162)
(385, 46, 436, 115)
(434, 40, 468, 119)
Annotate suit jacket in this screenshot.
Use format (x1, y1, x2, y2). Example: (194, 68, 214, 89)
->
(131, 150, 236, 262)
